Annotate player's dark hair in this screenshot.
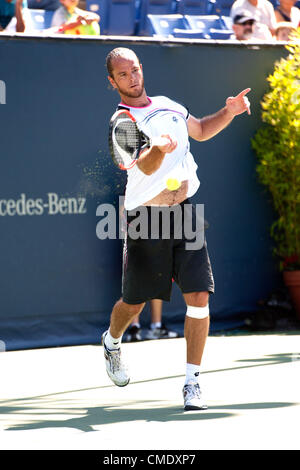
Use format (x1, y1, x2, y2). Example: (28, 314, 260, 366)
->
(106, 48, 140, 78)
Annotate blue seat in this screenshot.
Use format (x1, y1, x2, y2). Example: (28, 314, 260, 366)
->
(221, 15, 232, 30)
(105, 0, 136, 35)
(86, 0, 109, 34)
(208, 28, 232, 38)
(28, 0, 59, 10)
(173, 27, 210, 38)
(86, 0, 136, 35)
(28, 8, 54, 30)
(147, 13, 188, 36)
(210, 0, 234, 16)
(185, 14, 232, 38)
(177, 0, 208, 15)
(136, 0, 175, 36)
(185, 14, 225, 30)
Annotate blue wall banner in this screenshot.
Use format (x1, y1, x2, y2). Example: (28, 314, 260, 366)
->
(0, 36, 286, 350)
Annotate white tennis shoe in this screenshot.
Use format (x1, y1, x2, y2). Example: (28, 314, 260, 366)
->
(102, 331, 130, 387)
(183, 382, 208, 411)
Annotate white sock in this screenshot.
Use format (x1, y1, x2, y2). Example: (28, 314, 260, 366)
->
(104, 329, 122, 350)
(150, 322, 161, 329)
(185, 363, 200, 385)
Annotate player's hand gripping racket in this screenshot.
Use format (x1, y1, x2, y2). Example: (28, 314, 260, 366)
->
(109, 109, 169, 170)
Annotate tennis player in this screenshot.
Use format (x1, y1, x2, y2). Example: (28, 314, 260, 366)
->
(102, 47, 251, 411)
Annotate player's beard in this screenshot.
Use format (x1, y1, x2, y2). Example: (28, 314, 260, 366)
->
(116, 78, 145, 99)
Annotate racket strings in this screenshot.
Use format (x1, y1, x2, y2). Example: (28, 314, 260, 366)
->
(114, 120, 141, 158)
(109, 111, 149, 169)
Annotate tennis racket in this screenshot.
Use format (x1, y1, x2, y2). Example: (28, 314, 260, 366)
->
(108, 109, 168, 170)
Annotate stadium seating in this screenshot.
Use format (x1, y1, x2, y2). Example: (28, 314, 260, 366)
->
(136, 0, 175, 36)
(172, 28, 210, 38)
(105, 0, 136, 35)
(177, 0, 208, 15)
(208, 28, 232, 38)
(85, 0, 237, 38)
(210, 0, 234, 16)
(185, 14, 227, 30)
(27, 0, 59, 10)
(28, 8, 54, 30)
(86, 0, 136, 35)
(147, 13, 188, 36)
(221, 15, 232, 29)
(86, 0, 109, 34)
(147, 13, 232, 38)
(185, 14, 232, 37)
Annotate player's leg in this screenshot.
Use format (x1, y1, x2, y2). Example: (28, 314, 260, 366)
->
(172, 201, 214, 410)
(109, 298, 145, 340)
(182, 291, 210, 411)
(102, 299, 145, 387)
(102, 205, 173, 387)
(183, 291, 210, 365)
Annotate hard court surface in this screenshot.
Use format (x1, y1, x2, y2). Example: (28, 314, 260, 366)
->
(0, 333, 299, 450)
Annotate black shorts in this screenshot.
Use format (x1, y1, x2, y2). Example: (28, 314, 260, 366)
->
(122, 199, 215, 304)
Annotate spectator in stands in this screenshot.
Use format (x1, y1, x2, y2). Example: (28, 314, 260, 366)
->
(0, 0, 28, 32)
(275, 20, 296, 39)
(230, 0, 277, 39)
(274, 0, 300, 27)
(50, 0, 100, 35)
(126, 299, 179, 342)
(232, 12, 256, 39)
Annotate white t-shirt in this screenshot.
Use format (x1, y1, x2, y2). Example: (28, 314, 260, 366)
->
(275, 6, 300, 27)
(289, 6, 300, 27)
(117, 96, 200, 211)
(230, 0, 277, 37)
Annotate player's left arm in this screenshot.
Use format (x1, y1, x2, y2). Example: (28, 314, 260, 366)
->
(187, 88, 251, 142)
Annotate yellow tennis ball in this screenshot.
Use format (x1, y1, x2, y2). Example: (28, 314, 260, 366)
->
(166, 178, 181, 191)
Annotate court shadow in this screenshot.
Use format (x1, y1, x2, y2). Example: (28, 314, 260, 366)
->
(1, 350, 298, 433)
(235, 353, 299, 364)
(1, 398, 296, 433)
(2, 400, 234, 432)
(209, 402, 294, 410)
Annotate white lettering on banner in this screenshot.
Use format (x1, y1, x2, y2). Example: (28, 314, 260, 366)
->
(0, 193, 87, 216)
(0, 80, 6, 104)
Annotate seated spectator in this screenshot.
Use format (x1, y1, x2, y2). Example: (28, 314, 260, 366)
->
(274, 0, 300, 27)
(275, 20, 296, 39)
(50, 0, 100, 35)
(0, 0, 31, 32)
(230, 0, 277, 38)
(232, 12, 256, 39)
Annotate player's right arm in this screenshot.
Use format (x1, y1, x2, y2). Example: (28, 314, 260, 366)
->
(137, 135, 177, 175)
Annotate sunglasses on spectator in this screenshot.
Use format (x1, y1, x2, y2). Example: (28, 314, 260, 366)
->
(241, 20, 254, 25)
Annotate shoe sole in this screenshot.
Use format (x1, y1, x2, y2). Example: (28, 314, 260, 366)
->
(184, 404, 208, 411)
(107, 371, 130, 387)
